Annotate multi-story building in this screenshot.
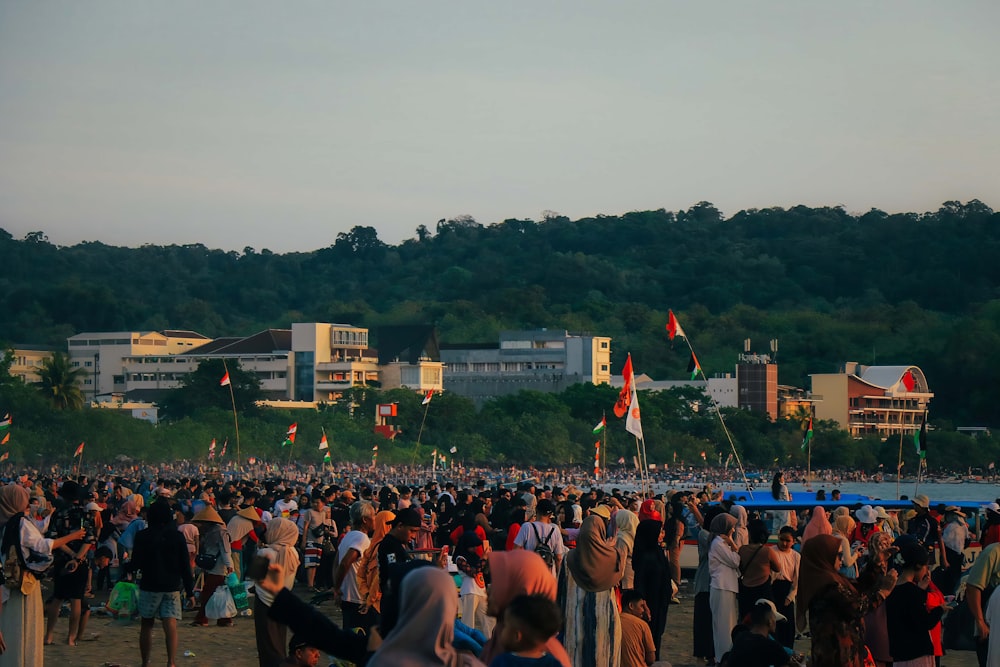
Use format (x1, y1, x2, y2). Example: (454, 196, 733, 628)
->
(737, 352, 778, 421)
(123, 329, 293, 401)
(7, 345, 57, 384)
(290, 323, 380, 402)
(68, 330, 211, 401)
(810, 362, 933, 438)
(374, 325, 444, 395)
(441, 329, 612, 406)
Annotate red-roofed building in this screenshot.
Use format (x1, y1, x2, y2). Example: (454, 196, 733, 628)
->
(810, 362, 933, 438)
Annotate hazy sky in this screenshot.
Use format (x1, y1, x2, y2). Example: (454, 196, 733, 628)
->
(1, 2, 997, 253)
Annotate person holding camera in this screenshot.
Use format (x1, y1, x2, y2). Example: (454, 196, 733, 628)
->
(43, 480, 96, 646)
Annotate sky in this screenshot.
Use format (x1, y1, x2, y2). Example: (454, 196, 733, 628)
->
(1, 2, 997, 253)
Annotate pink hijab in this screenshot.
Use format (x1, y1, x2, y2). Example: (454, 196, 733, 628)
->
(802, 505, 833, 543)
(481, 550, 571, 667)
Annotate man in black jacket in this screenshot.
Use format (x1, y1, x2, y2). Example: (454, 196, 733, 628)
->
(131, 500, 195, 667)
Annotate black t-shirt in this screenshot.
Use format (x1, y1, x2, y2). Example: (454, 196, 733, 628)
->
(727, 630, 789, 667)
(47, 503, 95, 555)
(908, 512, 940, 547)
(377, 533, 411, 591)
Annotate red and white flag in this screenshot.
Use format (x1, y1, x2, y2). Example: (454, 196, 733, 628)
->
(0, 451, 8, 462)
(666, 310, 687, 341)
(594, 441, 601, 477)
(219, 372, 231, 386)
(219, 438, 227, 457)
(74, 442, 85, 457)
(422, 390, 434, 405)
(208, 438, 216, 460)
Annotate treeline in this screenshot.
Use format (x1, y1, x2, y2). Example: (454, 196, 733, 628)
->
(3, 363, 996, 471)
(2, 199, 999, 425)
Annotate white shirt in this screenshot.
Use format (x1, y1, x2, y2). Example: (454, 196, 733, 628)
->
(273, 499, 298, 518)
(0, 517, 54, 604)
(708, 535, 741, 593)
(513, 520, 566, 575)
(337, 530, 371, 604)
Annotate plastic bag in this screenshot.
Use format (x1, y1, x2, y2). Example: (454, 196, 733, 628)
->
(205, 585, 237, 620)
(106, 581, 138, 617)
(225, 572, 250, 611)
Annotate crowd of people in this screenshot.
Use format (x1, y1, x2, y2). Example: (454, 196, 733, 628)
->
(0, 466, 998, 667)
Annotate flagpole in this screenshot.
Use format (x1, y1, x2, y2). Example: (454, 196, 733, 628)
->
(222, 360, 242, 469)
(896, 430, 904, 500)
(412, 396, 431, 465)
(681, 335, 754, 499)
(602, 411, 608, 474)
(75, 447, 83, 478)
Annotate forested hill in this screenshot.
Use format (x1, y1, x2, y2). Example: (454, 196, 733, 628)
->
(3, 199, 999, 424)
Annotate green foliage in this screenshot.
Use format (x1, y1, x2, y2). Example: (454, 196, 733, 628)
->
(159, 360, 264, 420)
(36, 351, 85, 410)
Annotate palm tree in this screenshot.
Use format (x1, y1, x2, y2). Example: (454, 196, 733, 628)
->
(37, 352, 86, 410)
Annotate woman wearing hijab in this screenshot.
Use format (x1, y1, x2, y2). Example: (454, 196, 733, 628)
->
(614, 509, 639, 590)
(357, 509, 395, 616)
(832, 515, 860, 580)
(802, 506, 833, 543)
(482, 550, 570, 667)
(368, 566, 486, 667)
(254, 517, 300, 667)
(693, 506, 723, 665)
(559, 506, 627, 667)
(708, 512, 741, 660)
(632, 519, 671, 661)
(729, 505, 749, 548)
(798, 534, 896, 667)
(0, 484, 86, 667)
(861, 531, 899, 667)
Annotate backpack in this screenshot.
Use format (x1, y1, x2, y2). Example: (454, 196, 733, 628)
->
(529, 522, 555, 568)
(2, 514, 28, 590)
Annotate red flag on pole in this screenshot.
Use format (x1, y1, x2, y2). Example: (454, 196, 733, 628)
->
(220, 372, 231, 386)
(613, 354, 634, 418)
(74, 442, 85, 457)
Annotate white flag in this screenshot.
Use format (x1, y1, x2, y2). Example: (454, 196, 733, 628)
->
(625, 370, 643, 440)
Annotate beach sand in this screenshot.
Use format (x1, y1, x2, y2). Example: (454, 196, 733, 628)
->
(41, 580, 979, 667)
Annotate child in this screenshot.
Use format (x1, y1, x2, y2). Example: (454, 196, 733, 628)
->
(620, 589, 656, 667)
(490, 594, 564, 667)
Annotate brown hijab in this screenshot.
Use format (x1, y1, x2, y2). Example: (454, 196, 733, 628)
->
(481, 550, 570, 667)
(0, 484, 30, 523)
(796, 533, 853, 630)
(566, 514, 625, 593)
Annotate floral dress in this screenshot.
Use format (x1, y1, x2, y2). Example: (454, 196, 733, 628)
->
(808, 580, 884, 667)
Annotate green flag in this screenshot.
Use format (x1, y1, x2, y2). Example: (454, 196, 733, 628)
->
(801, 418, 813, 451)
(914, 413, 927, 459)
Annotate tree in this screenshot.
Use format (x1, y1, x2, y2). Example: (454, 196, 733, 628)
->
(159, 359, 264, 421)
(36, 352, 86, 410)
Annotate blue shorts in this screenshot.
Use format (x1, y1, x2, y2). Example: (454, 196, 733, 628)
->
(138, 590, 183, 620)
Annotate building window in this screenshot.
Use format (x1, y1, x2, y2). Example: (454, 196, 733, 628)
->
(600, 341, 609, 349)
(600, 364, 608, 372)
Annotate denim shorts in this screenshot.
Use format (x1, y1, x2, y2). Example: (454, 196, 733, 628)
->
(138, 589, 183, 620)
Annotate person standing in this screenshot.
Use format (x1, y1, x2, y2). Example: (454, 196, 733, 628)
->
(44, 480, 96, 646)
(559, 505, 627, 667)
(631, 519, 671, 661)
(939, 506, 969, 597)
(191, 505, 233, 627)
(770, 526, 801, 649)
(130, 500, 196, 667)
(333, 501, 375, 632)
(513, 500, 566, 577)
(797, 534, 896, 667)
(708, 512, 741, 661)
(0, 484, 85, 667)
(254, 517, 300, 667)
(885, 537, 944, 667)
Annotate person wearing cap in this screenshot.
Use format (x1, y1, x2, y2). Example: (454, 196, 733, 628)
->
(907, 494, 947, 561)
(377, 507, 423, 593)
(727, 599, 798, 667)
(282, 635, 321, 667)
(191, 505, 234, 627)
(885, 536, 944, 667)
(939, 506, 969, 597)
